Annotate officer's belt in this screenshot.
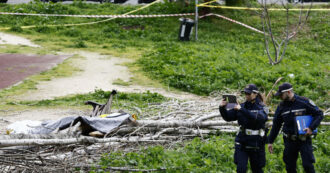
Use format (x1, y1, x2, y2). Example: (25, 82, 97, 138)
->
(235, 142, 260, 150)
(240, 128, 265, 137)
(283, 133, 309, 141)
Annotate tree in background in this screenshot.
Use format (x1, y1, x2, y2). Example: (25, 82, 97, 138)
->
(257, 0, 312, 65)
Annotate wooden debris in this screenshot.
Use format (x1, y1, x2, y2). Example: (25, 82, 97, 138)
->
(0, 137, 167, 147)
(1, 94, 328, 172)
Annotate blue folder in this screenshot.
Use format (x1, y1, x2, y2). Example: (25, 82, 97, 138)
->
(295, 115, 317, 135)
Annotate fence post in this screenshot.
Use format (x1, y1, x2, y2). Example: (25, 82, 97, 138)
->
(195, 0, 198, 41)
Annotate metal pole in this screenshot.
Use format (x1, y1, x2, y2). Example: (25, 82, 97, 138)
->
(195, 0, 198, 41)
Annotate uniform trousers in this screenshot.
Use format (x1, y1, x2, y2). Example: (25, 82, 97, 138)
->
(283, 137, 315, 173)
(234, 144, 265, 173)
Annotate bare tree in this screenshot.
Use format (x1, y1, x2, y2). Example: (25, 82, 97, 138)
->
(258, 0, 312, 65)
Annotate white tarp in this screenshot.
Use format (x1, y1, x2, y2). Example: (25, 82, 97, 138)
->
(6, 112, 131, 135)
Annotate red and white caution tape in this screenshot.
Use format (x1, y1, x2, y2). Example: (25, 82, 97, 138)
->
(0, 10, 263, 35)
(197, 0, 330, 11)
(0, 12, 194, 18)
(199, 13, 264, 34)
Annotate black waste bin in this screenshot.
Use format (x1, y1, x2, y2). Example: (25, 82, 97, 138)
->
(178, 18, 195, 41)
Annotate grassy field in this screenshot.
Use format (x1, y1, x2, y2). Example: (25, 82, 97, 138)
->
(0, 1, 328, 108)
(9, 89, 167, 116)
(92, 127, 330, 173)
(0, 1, 329, 172)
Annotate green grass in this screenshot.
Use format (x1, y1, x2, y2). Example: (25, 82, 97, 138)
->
(0, 1, 328, 108)
(93, 126, 330, 173)
(112, 78, 131, 86)
(137, 9, 330, 108)
(9, 89, 167, 116)
(0, 2, 328, 172)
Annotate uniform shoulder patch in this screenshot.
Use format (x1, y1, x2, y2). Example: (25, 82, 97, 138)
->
(298, 96, 316, 106)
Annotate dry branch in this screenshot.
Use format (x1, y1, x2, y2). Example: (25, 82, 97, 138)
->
(137, 120, 238, 128)
(193, 112, 220, 122)
(0, 137, 167, 147)
(1, 95, 328, 172)
(74, 164, 166, 172)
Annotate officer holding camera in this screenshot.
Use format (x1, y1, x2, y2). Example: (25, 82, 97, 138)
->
(220, 84, 268, 173)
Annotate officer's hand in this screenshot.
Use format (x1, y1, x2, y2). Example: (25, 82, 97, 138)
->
(220, 99, 227, 107)
(234, 104, 241, 110)
(268, 144, 273, 154)
(304, 128, 313, 136)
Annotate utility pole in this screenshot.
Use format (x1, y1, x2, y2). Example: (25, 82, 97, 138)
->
(195, 0, 198, 40)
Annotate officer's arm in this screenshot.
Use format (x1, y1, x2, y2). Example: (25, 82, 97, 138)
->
(239, 106, 267, 122)
(219, 106, 237, 121)
(267, 106, 283, 144)
(304, 100, 324, 130)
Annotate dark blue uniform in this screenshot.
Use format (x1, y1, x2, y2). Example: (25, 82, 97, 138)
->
(268, 95, 324, 173)
(220, 98, 268, 173)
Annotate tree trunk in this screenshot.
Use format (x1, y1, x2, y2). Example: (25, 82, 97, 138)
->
(137, 120, 238, 128)
(0, 137, 167, 147)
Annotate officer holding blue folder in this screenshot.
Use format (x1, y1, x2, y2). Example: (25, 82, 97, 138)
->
(267, 83, 324, 173)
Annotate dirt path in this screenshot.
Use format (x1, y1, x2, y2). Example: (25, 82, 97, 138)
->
(0, 51, 203, 134)
(0, 31, 201, 101)
(0, 32, 39, 47)
(0, 33, 204, 133)
(19, 51, 201, 101)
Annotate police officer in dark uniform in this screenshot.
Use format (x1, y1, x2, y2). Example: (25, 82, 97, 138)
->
(219, 84, 268, 173)
(267, 83, 324, 173)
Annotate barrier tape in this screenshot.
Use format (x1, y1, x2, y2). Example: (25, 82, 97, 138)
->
(0, 12, 194, 18)
(197, 0, 330, 11)
(200, 13, 265, 34)
(199, 4, 330, 11)
(0, 0, 162, 30)
(198, 0, 217, 6)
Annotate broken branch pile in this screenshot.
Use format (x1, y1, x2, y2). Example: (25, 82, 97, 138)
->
(0, 92, 328, 172)
(0, 95, 234, 172)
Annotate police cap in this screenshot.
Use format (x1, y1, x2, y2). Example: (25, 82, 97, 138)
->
(275, 82, 293, 96)
(242, 84, 259, 94)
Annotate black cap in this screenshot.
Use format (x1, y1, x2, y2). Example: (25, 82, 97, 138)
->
(242, 84, 259, 94)
(275, 82, 293, 96)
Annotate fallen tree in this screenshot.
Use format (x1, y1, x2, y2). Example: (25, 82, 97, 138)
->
(1, 95, 328, 172)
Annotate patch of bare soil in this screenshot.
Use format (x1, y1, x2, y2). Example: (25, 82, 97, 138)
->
(0, 32, 39, 47)
(19, 51, 202, 101)
(1, 50, 204, 133)
(0, 32, 204, 134)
